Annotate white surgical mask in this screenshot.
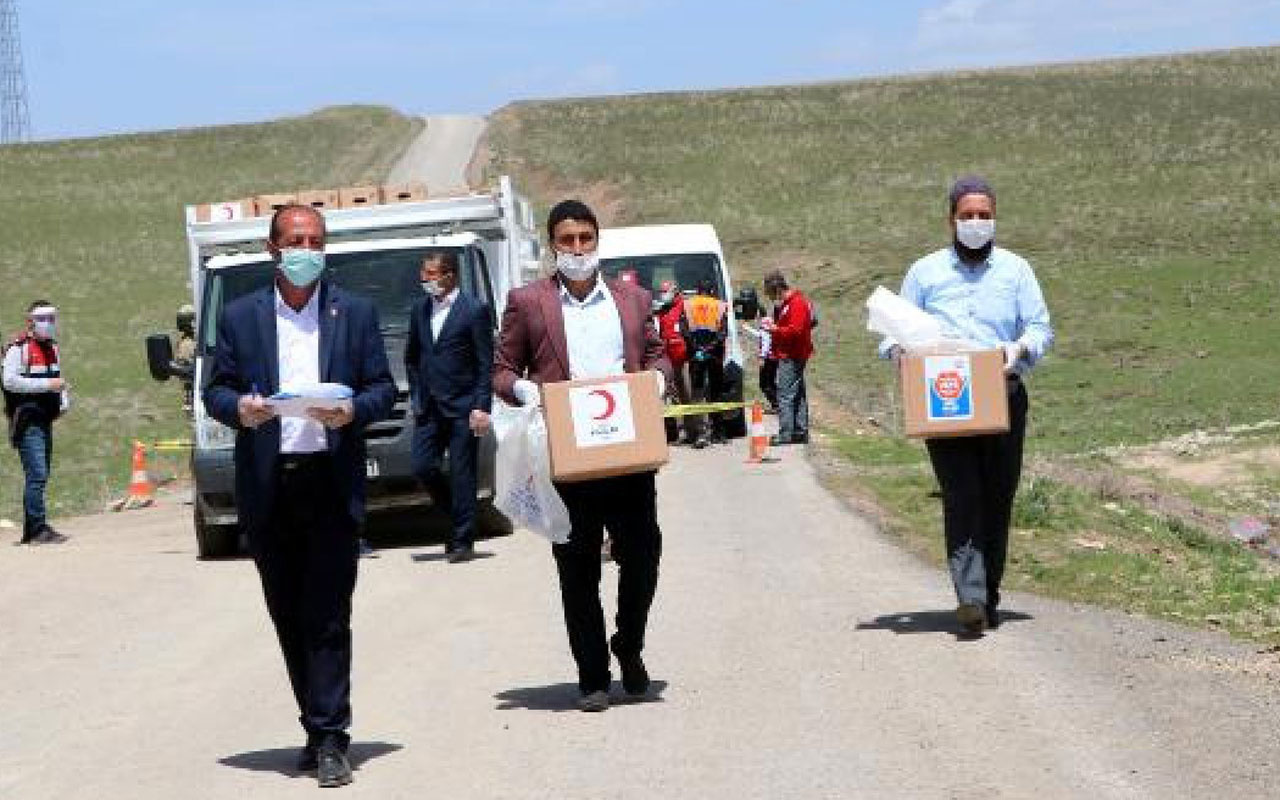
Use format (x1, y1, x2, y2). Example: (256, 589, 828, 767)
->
(556, 251, 599, 282)
(421, 280, 442, 296)
(955, 218, 995, 250)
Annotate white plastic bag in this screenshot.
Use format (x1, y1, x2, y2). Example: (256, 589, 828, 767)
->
(491, 400, 572, 544)
(865, 286, 978, 352)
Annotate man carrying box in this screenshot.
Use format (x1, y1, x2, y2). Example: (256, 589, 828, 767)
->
(494, 199, 671, 712)
(879, 176, 1054, 634)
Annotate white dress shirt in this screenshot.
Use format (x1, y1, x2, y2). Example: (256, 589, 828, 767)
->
(275, 287, 327, 454)
(560, 275, 625, 379)
(430, 287, 459, 340)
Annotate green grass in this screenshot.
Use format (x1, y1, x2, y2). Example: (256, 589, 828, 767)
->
(487, 46, 1280, 453)
(0, 106, 421, 521)
(485, 46, 1280, 642)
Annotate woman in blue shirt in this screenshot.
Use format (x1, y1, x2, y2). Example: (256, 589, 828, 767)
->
(882, 176, 1054, 634)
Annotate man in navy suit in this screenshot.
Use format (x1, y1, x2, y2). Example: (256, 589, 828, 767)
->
(405, 250, 494, 563)
(203, 204, 395, 788)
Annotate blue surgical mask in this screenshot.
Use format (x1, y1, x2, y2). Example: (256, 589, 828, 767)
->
(32, 320, 56, 340)
(278, 248, 326, 287)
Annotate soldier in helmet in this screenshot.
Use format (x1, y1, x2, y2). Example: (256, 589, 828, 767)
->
(175, 304, 197, 413)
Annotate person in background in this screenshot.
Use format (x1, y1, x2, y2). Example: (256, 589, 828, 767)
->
(175, 304, 197, 414)
(654, 279, 694, 443)
(3, 300, 70, 545)
(879, 175, 1053, 634)
(680, 278, 729, 448)
(493, 199, 671, 713)
(203, 204, 395, 787)
(405, 249, 494, 564)
(760, 270, 813, 445)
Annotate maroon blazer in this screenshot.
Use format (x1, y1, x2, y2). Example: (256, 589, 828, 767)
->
(494, 275, 671, 404)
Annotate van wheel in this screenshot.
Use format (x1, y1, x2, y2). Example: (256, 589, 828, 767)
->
(195, 507, 240, 559)
(723, 408, 747, 439)
(477, 499, 514, 538)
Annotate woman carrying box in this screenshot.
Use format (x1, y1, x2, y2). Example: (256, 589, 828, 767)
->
(879, 175, 1054, 634)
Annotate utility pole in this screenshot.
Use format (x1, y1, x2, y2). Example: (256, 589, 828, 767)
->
(0, 0, 31, 143)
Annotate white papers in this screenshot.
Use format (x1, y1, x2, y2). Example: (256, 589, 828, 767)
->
(267, 383, 353, 418)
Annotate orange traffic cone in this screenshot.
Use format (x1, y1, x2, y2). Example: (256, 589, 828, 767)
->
(745, 400, 771, 464)
(111, 441, 155, 511)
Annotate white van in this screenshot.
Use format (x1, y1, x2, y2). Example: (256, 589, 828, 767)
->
(597, 223, 747, 437)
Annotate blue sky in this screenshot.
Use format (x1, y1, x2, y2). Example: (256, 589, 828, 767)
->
(18, 0, 1280, 140)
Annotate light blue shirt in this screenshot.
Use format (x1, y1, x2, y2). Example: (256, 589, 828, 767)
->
(878, 246, 1054, 376)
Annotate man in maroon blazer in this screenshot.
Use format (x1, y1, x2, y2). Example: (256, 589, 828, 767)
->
(494, 199, 671, 712)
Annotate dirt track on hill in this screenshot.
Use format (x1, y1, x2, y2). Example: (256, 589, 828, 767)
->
(3, 438, 1280, 799)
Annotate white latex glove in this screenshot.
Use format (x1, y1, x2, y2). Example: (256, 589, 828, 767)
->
(513, 379, 541, 409)
(1002, 341, 1026, 374)
(654, 370, 666, 399)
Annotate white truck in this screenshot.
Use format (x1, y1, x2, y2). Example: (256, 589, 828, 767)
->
(146, 177, 540, 558)
(596, 223, 751, 437)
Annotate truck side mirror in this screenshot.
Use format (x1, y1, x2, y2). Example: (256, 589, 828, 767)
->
(146, 333, 175, 382)
(734, 287, 760, 321)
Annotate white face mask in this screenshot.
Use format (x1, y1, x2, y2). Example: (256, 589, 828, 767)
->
(421, 280, 442, 297)
(556, 251, 599, 282)
(955, 218, 995, 250)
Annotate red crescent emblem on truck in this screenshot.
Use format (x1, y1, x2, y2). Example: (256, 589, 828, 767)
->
(590, 389, 617, 420)
(933, 371, 965, 400)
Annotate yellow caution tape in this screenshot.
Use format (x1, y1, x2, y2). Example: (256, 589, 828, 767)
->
(150, 439, 194, 451)
(663, 401, 747, 419)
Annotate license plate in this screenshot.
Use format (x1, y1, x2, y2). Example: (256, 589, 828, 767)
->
(365, 459, 380, 478)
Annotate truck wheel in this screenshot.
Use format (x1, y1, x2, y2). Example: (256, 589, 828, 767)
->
(194, 507, 240, 559)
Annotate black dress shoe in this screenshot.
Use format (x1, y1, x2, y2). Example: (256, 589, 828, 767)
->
(29, 525, 68, 545)
(986, 606, 1001, 629)
(447, 543, 474, 563)
(296, 744, 318, 772)
(610, 639, 650, 697)
(316, 746, 353, 788)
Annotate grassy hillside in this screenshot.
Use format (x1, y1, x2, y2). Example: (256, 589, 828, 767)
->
(0, 106, 421, 522)
(489, 46, 1280, 453)
(487, 47, 1280, 642)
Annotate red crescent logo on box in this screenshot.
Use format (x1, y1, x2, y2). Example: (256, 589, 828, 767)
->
(933, 371, 965, 400)
(589, 388, 617, 420)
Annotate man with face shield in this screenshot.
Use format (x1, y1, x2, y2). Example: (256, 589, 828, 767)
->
(3, 300, 71, 545)
(203, 205, 395, 787)
(494, 199, 672, 712)
(879, 175, 1054, 634)
(405, 249, 494, 563)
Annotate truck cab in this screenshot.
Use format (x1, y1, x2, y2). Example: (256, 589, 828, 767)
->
(597, 223, 747, 437)
(147, 178, 538, 557)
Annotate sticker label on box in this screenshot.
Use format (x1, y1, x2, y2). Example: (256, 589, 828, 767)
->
(569, 381, 636, 448)
(924, 355, 973, 421)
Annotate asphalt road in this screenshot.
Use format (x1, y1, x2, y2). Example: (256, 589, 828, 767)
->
(384, 115, 487, 194)
(3, 436, 1279, 799)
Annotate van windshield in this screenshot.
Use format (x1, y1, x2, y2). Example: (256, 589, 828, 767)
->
(199, 246, 473, 350)
(598, 253, 724, 300)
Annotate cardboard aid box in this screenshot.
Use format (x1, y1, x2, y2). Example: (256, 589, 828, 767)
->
(543, 371, 669, 482)
(900, 349, 1009, 438)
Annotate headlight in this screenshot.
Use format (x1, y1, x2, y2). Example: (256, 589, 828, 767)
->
(198, 415, 235, 450)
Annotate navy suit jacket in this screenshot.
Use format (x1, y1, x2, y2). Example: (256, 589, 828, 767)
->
(404, 290, 494, 420)
(202, 282, 396, 536)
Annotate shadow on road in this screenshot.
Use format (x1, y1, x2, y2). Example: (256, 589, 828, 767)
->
(855, 609, 1033, 639)
(410, 550, 497, 563)
(218, 741, 402, 777)
(495, 680, 669, 712)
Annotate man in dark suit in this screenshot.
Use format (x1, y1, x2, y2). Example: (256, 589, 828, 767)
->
(494, 199, 671, 712)
(203, 204, 395, 788)
(405, 249, 494, 562)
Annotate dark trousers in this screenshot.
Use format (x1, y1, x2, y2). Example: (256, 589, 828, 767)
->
(759, 358, 779, 411)
(689, 355, 726, 440)
(553, 472, 662, 693)
(925, 383, 1029, 611)
(412, 408, 479, 550)
(251, 454, 358, 749)
(16, 421, 51, 538)
(776, 358, 809, 440)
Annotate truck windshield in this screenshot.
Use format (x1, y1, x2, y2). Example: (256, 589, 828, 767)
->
(599, 253, 725, 300)
(199, 246, 472, 350)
